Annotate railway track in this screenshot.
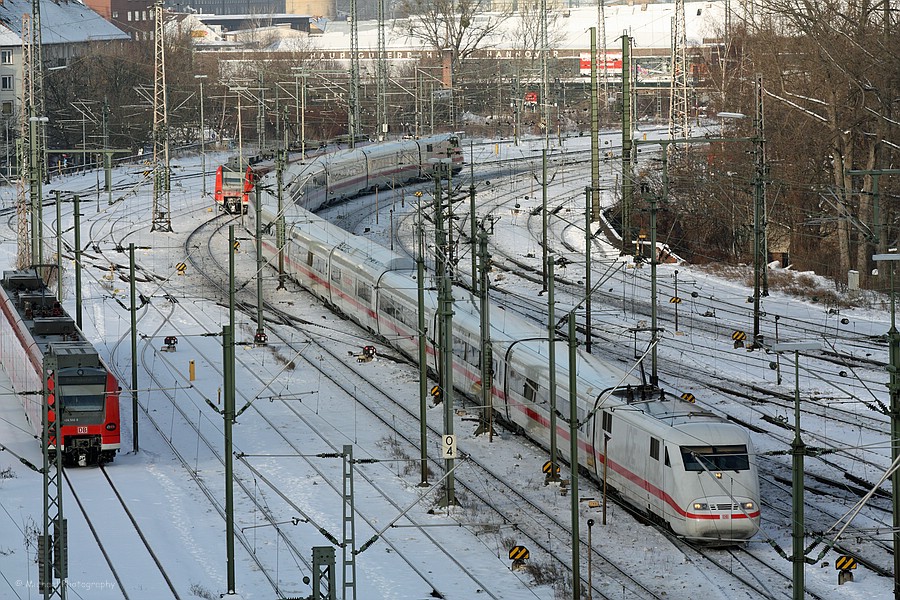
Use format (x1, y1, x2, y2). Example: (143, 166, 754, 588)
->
(63, 467, 182, 599)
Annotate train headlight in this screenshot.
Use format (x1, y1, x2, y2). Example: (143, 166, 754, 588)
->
(742, 501, 755, 511)
(105, 423, 117, 431)
(692, 502, 708, 511)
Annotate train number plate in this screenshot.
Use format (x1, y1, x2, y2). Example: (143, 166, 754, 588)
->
(77, 426, 88, 434)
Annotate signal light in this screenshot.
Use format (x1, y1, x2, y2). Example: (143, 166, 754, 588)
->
(105, 423, 117, 431)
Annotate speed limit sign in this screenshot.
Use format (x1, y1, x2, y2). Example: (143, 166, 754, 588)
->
(442, 434, 457, 458)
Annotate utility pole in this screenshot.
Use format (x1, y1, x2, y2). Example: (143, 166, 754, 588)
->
(584, 187, 592, 353)
(223, 324, 236, 595)
(541, 148, 549, 292)
(621, 33, 634, 254)
(434, 181, 456, 506)
(669, 0, 690, 141)
(73, 195, 82, 330)
(129, 244, 139, 453)
(151, 0, 172, 232)
(416, 196, 430, 485)
(540, 0, 549, 149)
(16, 14, 34, 270)
(276, 148, 286, 289)
(589, 28, 600, 222)
(348, 0, 360, 147)
(342, 445, 358, 599)
(376, 0, 387, 140)
(568, 313, 581, 599)
(772, 342, 819, 600)
(195, 75, 207, 197)
(475, 230, 493, 441)
(547, 258, 559, 481)
(254, 188, 267, 345)
(41, 354, 66, 600)
(751, 75, 768, 346)
(872, 253, 900, 600)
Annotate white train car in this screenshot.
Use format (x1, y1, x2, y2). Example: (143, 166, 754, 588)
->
(251, 160, 760, 544)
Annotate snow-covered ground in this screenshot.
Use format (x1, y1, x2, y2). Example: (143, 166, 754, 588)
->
(0, 132, 895, 600)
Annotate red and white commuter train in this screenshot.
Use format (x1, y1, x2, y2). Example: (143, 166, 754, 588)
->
(247, 158, 761, 543)
(215, 134, 463, 214)
(0, 269, 120, 466)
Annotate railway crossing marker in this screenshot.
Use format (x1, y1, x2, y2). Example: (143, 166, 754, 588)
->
(509, 545, 529, 570)
(835, 555, 857, 585)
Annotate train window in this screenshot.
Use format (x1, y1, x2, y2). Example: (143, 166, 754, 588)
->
(680, 445, 750, 472)
(331, 267, 341, 284)
(524, 378, 538, 403)
(426, 144, 434, 152)
(306, 251, 313, 267)
(602, 411, 612, 434)
(357, 281, 372, 302)
(665, 448, 671, 467)
(379, 295, 400, 320)
(650, 437, 660, 461)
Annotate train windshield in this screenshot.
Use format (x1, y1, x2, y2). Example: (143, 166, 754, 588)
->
(680, 445, 750, 472)
(57, 370, 107, 412)
(222, 171, 244, 187)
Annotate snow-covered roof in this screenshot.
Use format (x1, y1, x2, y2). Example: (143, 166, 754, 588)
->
(0, 0, 128, 44)
(272, 1, 726, 53)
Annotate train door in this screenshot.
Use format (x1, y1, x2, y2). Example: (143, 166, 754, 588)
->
(591, 409, 613, 482)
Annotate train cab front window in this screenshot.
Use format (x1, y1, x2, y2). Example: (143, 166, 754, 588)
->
(57, 370, 106, 412)
(680, 445, 749, 472)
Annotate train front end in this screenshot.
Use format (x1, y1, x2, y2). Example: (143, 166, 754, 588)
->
(50, 343, 121, 466)
(669, 425, 761, 542)
(214, 164, 252, 214)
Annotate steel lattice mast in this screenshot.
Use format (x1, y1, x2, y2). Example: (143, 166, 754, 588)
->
(349, 0, 360, 147)
(376, 0, 387, 140)
(151, 0, 172, 232)
(15, 14, 33, 269)
(668, 0, 689, 141)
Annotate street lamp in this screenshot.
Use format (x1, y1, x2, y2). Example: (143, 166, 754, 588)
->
(194, 75, 207, 197)
(872, 252, 900, 600)
(770, 340, 820, 600)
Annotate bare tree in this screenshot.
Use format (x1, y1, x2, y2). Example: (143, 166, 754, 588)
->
(395, 0, 510, 69)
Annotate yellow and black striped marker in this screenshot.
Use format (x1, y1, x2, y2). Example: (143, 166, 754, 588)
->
(509, 546, 530, 561)
(835, 556, 857, 571)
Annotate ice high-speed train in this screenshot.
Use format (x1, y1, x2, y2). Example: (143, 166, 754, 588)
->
(215, 133, 463, 214)
(249, 156, 761, 543)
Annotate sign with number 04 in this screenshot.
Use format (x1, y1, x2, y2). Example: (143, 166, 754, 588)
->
(442, 434, 456, 458)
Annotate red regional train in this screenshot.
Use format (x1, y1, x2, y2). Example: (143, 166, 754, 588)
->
(214, 133, 463, 214)
(0, 269, 120, 466)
